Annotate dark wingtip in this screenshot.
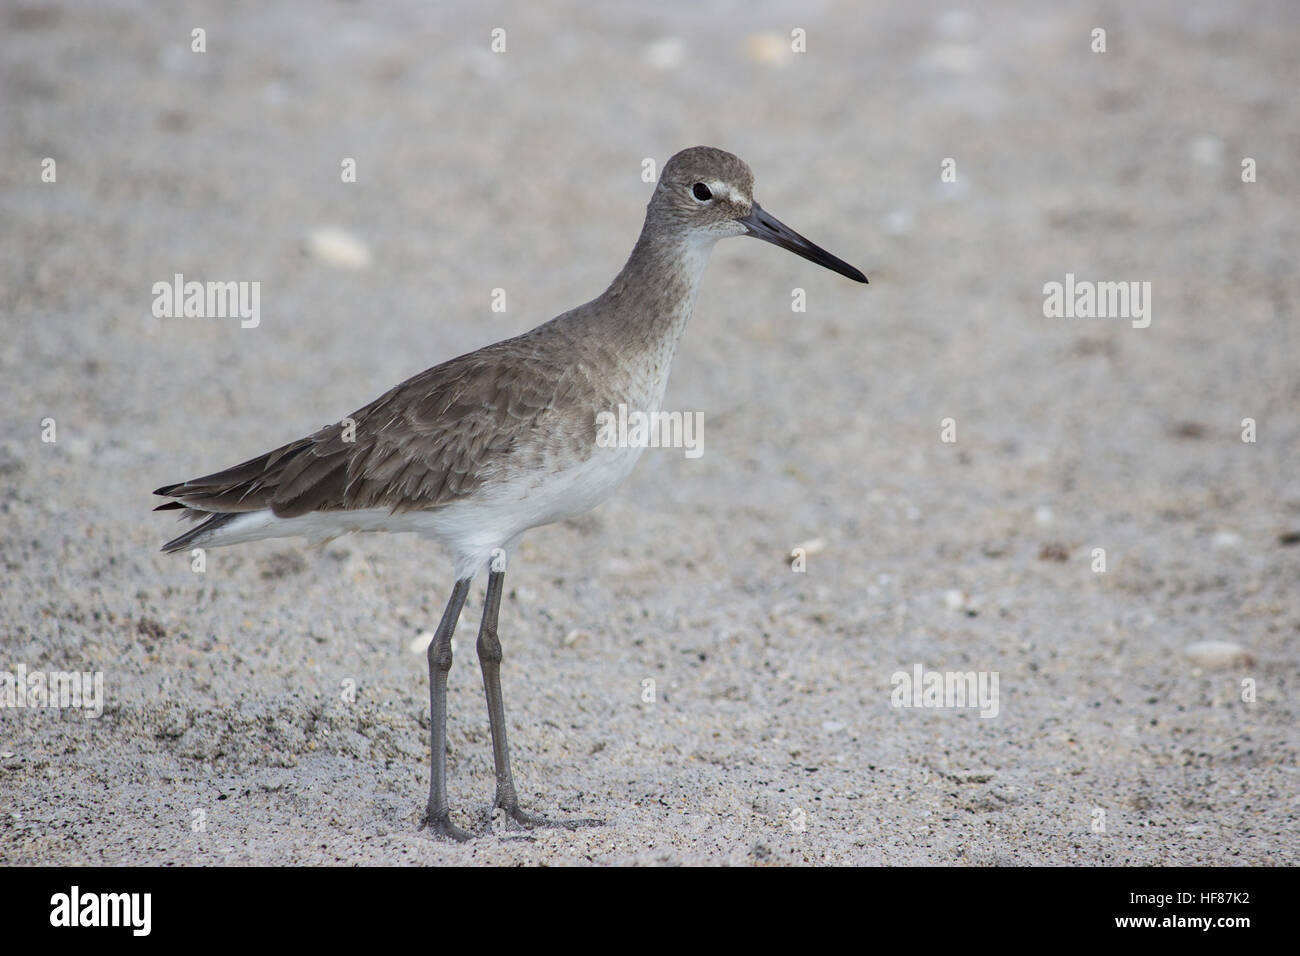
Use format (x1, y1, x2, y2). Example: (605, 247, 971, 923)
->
(158, 511, 238, 555)
(159, 524, 202, 554)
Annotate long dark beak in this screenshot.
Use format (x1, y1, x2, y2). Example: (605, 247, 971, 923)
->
(738, 202, 867, 283)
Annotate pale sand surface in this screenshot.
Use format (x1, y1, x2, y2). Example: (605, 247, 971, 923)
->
(1, 0, 1296, 864)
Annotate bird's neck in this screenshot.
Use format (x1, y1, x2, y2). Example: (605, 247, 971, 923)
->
(595, 226, 715, 351)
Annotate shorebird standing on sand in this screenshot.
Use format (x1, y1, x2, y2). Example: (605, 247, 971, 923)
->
(154, 146, 868, 840)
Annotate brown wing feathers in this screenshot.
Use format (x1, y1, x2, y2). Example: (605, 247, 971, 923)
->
(153, 338, 583, 521)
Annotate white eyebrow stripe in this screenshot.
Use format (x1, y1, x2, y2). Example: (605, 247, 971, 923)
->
(707, 180, 745, 204)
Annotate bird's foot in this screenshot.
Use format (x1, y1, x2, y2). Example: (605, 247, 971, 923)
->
(486, 801, 603, 835)
(420, 808, 474, 842)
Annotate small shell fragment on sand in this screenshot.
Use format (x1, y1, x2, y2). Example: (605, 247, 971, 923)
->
(1184, 640, 1255, 670)
(304, 227, 372, 269)
(562, 629, 590, 647)
(746, 32, 791, 67)
(944, 589, 982, 616)
(1211, 530, 1242, 549)
(788, 538, 826, 565)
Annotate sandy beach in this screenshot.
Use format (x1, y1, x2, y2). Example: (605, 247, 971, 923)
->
(1, 0, 1296, 865)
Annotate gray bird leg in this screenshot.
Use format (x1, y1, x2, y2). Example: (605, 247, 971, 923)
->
(476, 568, 601, 832)
(421, 577, 471, 840)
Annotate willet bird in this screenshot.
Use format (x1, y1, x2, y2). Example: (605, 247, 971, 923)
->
(154, 146, 867, 840)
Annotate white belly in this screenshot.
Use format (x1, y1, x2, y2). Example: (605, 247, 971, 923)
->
(192, 440, 646, 579)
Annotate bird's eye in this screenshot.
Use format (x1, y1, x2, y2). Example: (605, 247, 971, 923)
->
(691, 182, 713, 202)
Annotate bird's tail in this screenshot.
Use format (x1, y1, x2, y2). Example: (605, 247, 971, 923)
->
(155, 505, 242, 553)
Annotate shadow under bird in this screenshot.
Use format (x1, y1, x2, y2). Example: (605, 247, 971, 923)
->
(154, 146, 867, 840)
